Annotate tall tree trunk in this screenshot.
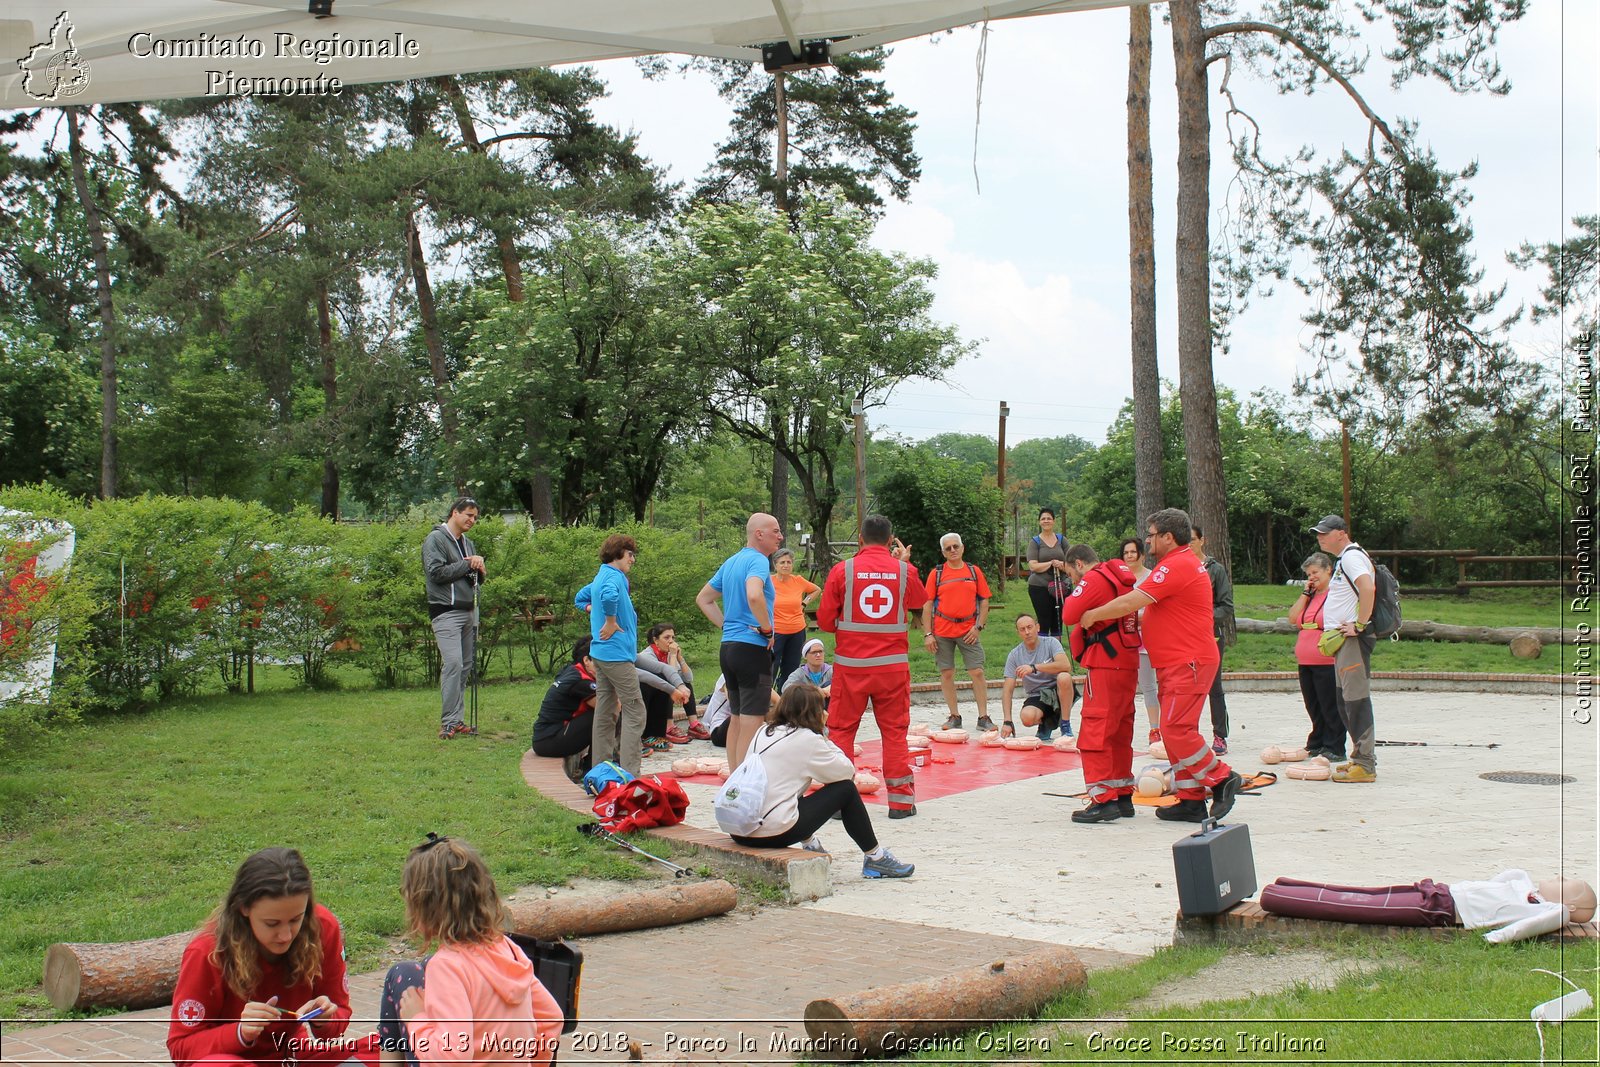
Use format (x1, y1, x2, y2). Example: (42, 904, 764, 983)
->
(66, 107, 117, 499)
(316, 282, 338, 519)
(440, 75, 554, 523)
(404, 203, 464, 492)
(1128, 4, 1165, 526)
(768, 72, 792, 531)
(1171, 0, 1233, 628)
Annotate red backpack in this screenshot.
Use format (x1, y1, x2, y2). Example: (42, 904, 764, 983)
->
(592, 774, 690, 833)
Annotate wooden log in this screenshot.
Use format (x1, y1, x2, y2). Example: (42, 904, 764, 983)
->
(1509, 632, 1543, 660)
(803, 948, 1086, 1060)
(1236, 618, 1594, 645)
(44, 930, 196, 1011)
(505, 879, 736, 940)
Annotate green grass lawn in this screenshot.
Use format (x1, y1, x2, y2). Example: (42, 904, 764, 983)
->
(902, 936, 1599, 1064)
(0, 674, 648, 1020)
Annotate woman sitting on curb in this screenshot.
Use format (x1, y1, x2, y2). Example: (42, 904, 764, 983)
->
(726, 685, 914, 879)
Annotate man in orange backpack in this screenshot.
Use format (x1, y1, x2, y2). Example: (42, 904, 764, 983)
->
(1059, 543, 1144, 823)
(920, 532, 993, 732)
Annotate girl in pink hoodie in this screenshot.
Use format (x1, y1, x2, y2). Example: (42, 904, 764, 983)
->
(375, 835, 562, 1065)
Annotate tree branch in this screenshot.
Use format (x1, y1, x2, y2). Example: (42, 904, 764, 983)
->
(1205, 20, 1406, 160)
(476, 130, 559, 149)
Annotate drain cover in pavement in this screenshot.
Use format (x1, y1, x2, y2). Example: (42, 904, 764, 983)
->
(1478, 771, 1577, 786)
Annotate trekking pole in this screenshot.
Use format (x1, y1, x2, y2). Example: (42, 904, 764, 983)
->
(576, 822, 692, 877)
(468, 623, 480, 732)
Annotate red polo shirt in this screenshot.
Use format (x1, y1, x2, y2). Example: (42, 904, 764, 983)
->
(1138, 550, 1222, 669)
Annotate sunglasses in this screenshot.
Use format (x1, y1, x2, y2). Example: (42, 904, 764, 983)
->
(942, 544, 962, 551)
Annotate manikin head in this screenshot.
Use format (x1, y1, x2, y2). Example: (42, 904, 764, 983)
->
(1538, 876, 1597, 923)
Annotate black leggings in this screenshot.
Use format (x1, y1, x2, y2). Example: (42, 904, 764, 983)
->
(642, 684, 693, 738)
(531, 712, 593, 758)
(1028, 584, 1062, 637)
(772, 629, 808, 688)
(1298, 663, 1344, 754)
(1209, 636, 1228, 737)
(732, 780, 878, 853)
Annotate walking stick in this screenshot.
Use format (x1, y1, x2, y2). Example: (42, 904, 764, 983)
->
(576, 822, 692, 877)
(468, 621, 480, 732)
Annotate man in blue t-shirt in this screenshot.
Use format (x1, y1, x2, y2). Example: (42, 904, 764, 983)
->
(696, 512, 783, 769)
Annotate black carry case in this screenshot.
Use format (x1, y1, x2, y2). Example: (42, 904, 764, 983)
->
(1171, 818, 1257, 916)
(509, 932, 584, 1035)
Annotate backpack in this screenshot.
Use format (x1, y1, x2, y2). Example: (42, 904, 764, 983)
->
(592, 774, 689, 833)
(713, 730, 786, 836)
(1338, 545, 1402, 640)
(931, 563, 981, 626)
(581, 760, 634, 797)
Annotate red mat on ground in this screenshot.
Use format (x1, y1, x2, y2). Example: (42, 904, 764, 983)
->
(851, 740, 1082, 805)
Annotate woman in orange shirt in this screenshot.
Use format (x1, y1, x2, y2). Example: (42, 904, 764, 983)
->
(770, 548, 820, 687)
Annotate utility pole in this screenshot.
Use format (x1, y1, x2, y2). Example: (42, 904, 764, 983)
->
(1340, 423, 1353, 530)
(853, 398, 867, 544)
(997, 401, 1009, 592)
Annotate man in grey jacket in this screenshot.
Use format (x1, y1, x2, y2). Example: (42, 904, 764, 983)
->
(423, 497, 485, 739)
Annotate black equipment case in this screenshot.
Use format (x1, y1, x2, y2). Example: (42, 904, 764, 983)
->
(509, 933, 583, 1035)
(1171, 818, 1257, 916)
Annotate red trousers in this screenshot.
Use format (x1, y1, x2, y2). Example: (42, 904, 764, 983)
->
(827, 668, 914, 812)
(1155, 660, 1231, 801)
(1077, 667, 1139, 802)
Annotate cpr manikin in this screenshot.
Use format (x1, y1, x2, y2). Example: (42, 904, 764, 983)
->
(1260, 869, 1595, 942)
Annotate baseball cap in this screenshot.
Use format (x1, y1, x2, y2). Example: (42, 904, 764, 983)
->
(1308, 514, 1348, 534)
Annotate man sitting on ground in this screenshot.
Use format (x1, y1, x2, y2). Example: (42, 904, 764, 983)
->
(998, 614, 1076, 741)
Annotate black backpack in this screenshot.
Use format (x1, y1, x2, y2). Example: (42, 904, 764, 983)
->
(1339, 545, 1402, 640)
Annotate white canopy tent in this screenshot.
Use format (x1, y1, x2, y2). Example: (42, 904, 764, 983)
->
(3, 0, 1140, 109)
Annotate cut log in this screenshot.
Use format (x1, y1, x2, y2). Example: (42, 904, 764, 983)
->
(1237, 618, 1591, 645)
(505, 880, 736, 940)
(1509, 633, 1543, 660)
(44, 930, 196, 1011)
(804, 948, 1086, 1059)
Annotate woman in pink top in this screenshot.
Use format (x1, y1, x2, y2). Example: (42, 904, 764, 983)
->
(375, 835, 562, 1064)
(1290, 552, 1346, 761)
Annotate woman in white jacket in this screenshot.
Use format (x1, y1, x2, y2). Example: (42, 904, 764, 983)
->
(729, 685, 914, 879)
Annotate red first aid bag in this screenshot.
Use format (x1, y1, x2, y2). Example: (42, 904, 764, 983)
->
(592, 774, 689, 833)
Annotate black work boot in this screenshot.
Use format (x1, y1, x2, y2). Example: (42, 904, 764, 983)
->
(1071, 800, 1123, 824)
(1155, 798, 1208, 823)
(1209, 771, 1243, 821)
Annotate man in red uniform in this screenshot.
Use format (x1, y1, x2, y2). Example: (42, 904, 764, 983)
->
(1058, 543, 1143, 824)
(819, 514, 927, 819)
(1079, 508, 1242, 823)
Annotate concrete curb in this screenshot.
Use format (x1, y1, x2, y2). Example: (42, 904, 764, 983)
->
(910, 670, 1574, 701)
(519, 751, 834, 901)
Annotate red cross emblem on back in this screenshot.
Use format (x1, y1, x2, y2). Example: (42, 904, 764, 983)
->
(858, 582, 895, 619)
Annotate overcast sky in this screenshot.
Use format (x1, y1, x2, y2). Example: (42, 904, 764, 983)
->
(583, 1, 1597, 446)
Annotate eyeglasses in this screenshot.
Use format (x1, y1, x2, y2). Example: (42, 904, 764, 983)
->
(942, 544, 961, 551)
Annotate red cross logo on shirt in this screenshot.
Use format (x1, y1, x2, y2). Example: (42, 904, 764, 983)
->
(858, 583, 895, 619)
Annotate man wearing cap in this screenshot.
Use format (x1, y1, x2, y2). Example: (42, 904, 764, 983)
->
(1078, 508, 1242, 823)
(1310, 514, 1379, 783)
(921, 532, 994, 732)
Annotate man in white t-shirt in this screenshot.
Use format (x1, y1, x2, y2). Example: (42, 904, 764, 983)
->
(1310, 514, 1377, 783)
(999, 614, 1077, 740)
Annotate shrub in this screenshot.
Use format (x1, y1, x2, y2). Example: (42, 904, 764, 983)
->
(341, 519, 432, 689)
(0, 485, 92, 739)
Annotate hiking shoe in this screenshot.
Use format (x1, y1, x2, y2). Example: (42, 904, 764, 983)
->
(643, 736, 670, 751)
(1321, 750, 1347, 762)
(664, 726, 691, 744)
(863, 848, 915, 878)
(975, 716, 997, 732)
(438, 727, 455, 740)
(561, 751, 588, 784)
(1155, 799, 1209, 823)
(1211, 734, 1228, 755)
(687, 721, 712, 741)
(1117, 795, 1136, 818)
(1071, 800, 1123, 824)
(887, 805, 917, 820)
(941, 714, 963, 730)
(800, 836, 827, 853)
(1209, 771, 1243, 821)
(1332, 764, 1376, 783)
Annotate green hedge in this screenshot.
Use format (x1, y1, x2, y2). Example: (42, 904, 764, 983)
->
(0, 489, 729, 733)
